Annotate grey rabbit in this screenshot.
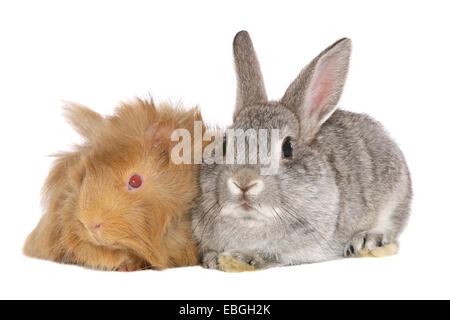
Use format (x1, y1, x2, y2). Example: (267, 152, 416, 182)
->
(192, 31, 412, 270)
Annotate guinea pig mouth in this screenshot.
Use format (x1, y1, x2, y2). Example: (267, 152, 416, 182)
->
(79, 220, 110, 247)
(91, 235, 109, 247)
(84, 230, 109, 247)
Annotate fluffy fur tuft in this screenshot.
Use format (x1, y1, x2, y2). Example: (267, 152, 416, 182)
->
(24, 98, 201, 270)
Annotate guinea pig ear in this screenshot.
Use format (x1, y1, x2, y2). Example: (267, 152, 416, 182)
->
(281, 38, 351, 143)
(233, 30, 268, 121)
(63, 102, 105, 141)
(144, 122, 177, 147)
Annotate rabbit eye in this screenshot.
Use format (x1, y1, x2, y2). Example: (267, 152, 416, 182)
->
(222, 134, 227, 156)
(282, 137, 293, 158)
(128, 174, 143, 190)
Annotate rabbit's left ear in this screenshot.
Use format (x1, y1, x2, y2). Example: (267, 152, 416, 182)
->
(282, 38, 351, 143)
(233, 31, 268, 121)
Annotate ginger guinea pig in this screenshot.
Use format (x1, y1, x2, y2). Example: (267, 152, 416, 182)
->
(24, 98, 201, 271)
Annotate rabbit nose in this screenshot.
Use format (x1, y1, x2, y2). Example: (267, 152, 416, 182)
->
(227, 178, 264, 196)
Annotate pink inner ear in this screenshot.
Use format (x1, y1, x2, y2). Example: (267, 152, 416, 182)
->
(309, 54, 339, 118)
(145, 124, 175, 145)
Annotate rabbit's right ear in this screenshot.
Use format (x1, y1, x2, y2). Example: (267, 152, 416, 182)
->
(282, 38, 351, 143)
(63, 102, 105, 140)
(233, 31, 267, 121)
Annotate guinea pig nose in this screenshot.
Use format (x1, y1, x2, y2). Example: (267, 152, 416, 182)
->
(93, 223, 103, 233)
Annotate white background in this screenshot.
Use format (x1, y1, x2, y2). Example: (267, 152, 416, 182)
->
(1, 0, 449, 299)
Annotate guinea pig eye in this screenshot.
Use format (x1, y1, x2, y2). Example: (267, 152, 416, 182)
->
(128, 174, 143, 190)
(282, 137, 293, 159)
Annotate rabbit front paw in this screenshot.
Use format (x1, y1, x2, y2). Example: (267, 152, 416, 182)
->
(217, 250, 267, 272)
(345, 232, 395, 258)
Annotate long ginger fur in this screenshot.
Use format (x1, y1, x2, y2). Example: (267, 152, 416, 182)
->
(24, 98, 202, 270)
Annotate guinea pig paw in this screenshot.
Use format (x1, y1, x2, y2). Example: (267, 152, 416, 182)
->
(217, 250, 263, 272)
(116, 262, 144, 272)
(117, 265, 136, 272)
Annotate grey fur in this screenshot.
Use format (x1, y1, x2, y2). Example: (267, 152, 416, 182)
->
(233, 31, 268, 121)
(192, 31, 412, 270)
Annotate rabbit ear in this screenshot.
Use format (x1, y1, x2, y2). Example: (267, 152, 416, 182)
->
(282, 38, 351, 143)
(63, 102, 105, 140)
(233, 31, 267, 120)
